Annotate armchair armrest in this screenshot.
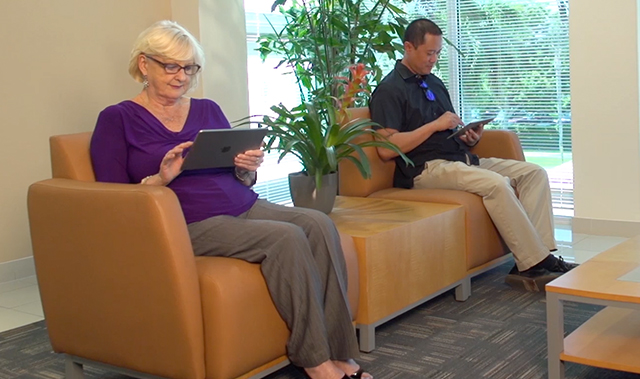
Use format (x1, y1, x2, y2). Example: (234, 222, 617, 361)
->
(27, 179, 205, 379)
(471, 129, 525, 161)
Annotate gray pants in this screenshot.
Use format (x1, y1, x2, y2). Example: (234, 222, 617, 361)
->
(414, 157, 556, 271)
(187, 199, 360, 367)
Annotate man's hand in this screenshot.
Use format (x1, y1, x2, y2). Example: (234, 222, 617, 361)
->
(459, 123, 485, 146)
(435, 111, 464, 132)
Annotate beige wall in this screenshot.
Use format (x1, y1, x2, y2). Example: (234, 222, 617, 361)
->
(173, 0, 250, 120)
(198, 0, 250, 121)
(570, 0, 640, 234)
(0, 0, 249, 266)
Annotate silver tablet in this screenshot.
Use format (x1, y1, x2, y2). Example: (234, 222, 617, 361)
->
(446, 117, 495, 139)
(181, 128, 268, 170)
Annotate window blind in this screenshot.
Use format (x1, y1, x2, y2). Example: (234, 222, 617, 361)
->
(394, 0, 572, 216)
(453, 0, 572, 216)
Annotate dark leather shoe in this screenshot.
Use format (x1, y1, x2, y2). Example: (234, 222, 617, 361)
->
(546, 255, 578, 273)
(504, 265, 561, 292)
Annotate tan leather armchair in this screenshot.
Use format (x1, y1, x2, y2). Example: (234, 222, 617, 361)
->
(28, 132, 360, 379)
(340, 108, 522, 299)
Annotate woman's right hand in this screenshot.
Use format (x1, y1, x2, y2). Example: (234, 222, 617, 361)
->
(158, 141, 193, 185)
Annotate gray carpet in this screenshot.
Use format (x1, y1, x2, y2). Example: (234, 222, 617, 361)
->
(1, 263, 639, 379)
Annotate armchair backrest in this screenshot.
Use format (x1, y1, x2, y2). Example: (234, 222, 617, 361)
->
(339, 108, 395, 197)
(50, 132, 95, 181)
(469, 129, 525, 161)
(339, 107, 526, 197)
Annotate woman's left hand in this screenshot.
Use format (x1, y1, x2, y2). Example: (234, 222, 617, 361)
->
(234, 148, 264, 172)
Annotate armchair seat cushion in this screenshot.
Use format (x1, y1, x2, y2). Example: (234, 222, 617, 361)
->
(196, 232, 359, 379)
(196, 257, 289, 379)
(369, 188, 507, 270)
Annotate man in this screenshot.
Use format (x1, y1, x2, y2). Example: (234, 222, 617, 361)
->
(369, 18, 575, 291)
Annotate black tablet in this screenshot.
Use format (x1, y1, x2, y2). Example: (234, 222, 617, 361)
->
(446, 117, 495, 139)
(181, 128, 268, 170)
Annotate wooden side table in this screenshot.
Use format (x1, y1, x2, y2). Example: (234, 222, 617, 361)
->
(546, 236, 640, 378)
(329, 196, 466, 352)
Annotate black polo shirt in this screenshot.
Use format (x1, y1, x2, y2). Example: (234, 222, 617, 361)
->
(370, 60, 479, 189)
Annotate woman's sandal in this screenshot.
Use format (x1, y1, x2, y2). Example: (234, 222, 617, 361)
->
(294, 365, 370, 379)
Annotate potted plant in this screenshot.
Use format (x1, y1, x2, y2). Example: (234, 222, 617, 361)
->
(248, 64, 411, 214)
(246, 0, 415, 213)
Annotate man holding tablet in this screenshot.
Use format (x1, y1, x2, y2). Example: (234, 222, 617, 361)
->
(369, 18, 575, 290)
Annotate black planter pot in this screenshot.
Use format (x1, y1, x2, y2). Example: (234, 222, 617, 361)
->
(288, 171, 338, 214)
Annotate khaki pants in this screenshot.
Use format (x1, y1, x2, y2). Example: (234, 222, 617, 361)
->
(414, 157, 556, 271)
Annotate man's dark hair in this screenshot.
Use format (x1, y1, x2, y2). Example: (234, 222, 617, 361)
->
(404, 18, 443, 47)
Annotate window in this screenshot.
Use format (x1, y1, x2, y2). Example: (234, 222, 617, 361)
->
(454, 0, 572, 216)
(398, 0, 572, 216)
(244, 0, 572, 216)
(245, 0, 301, 205)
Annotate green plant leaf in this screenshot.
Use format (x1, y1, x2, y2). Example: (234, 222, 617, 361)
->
(271, 0, 288, 12)
(256, 0, 417, 183)
(325, 145, 338, 173)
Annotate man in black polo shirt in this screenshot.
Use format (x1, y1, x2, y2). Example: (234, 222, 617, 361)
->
(369, 18, 576, 290)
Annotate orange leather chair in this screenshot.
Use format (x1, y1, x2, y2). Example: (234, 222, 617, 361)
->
(340, 108, 523, 300)
(27, 132, 360, 379)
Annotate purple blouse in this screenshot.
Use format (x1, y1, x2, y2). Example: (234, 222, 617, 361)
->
(90, 98, 258, 224)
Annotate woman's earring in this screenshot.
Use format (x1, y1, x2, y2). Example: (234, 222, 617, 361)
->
(142, 75, 149, 89)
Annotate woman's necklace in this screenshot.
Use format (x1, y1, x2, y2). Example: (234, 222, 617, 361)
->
(145, 95, 184, 125)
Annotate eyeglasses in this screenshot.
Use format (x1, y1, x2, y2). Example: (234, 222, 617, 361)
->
(418, 79, 436, 101)
(145, 55, 201, 75)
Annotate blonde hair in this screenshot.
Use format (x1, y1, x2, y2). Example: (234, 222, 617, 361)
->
(128, 20, 205, 91)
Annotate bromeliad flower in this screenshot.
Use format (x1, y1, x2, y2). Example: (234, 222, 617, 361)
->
(234, 63, 413, 190)
(335, 63, 371, 120)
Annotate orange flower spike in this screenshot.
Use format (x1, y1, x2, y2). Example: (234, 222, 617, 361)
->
(352, 64, 368, 81)
(339, 64, 371, 110)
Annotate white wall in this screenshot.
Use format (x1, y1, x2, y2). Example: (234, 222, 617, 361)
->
(0, 0, 249, 273)
(570, 0, 640, 235)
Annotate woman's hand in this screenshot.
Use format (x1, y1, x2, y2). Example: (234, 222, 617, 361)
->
(158, 141, 193, 185)
(234, 148, 264, 172)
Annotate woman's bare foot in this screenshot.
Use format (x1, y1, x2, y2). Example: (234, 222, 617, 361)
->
(332, 359, 373, 379)
(304, 360, 347, 379)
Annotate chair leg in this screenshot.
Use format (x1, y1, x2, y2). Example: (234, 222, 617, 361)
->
(65, 356, 85, 379)
(357, 324, 376, 352)
(455, 277, 471, 301)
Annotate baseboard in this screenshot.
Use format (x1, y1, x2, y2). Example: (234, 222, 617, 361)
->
(0, 257, 35, 284)
(573, 217, 640, 238)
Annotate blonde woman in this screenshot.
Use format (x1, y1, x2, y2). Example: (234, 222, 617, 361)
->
(90, 20, 371, 379)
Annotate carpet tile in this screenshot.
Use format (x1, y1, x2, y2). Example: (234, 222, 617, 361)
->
(1, 264, 640, 379)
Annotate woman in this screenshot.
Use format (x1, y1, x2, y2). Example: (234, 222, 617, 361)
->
(90, 20, 372, 379)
